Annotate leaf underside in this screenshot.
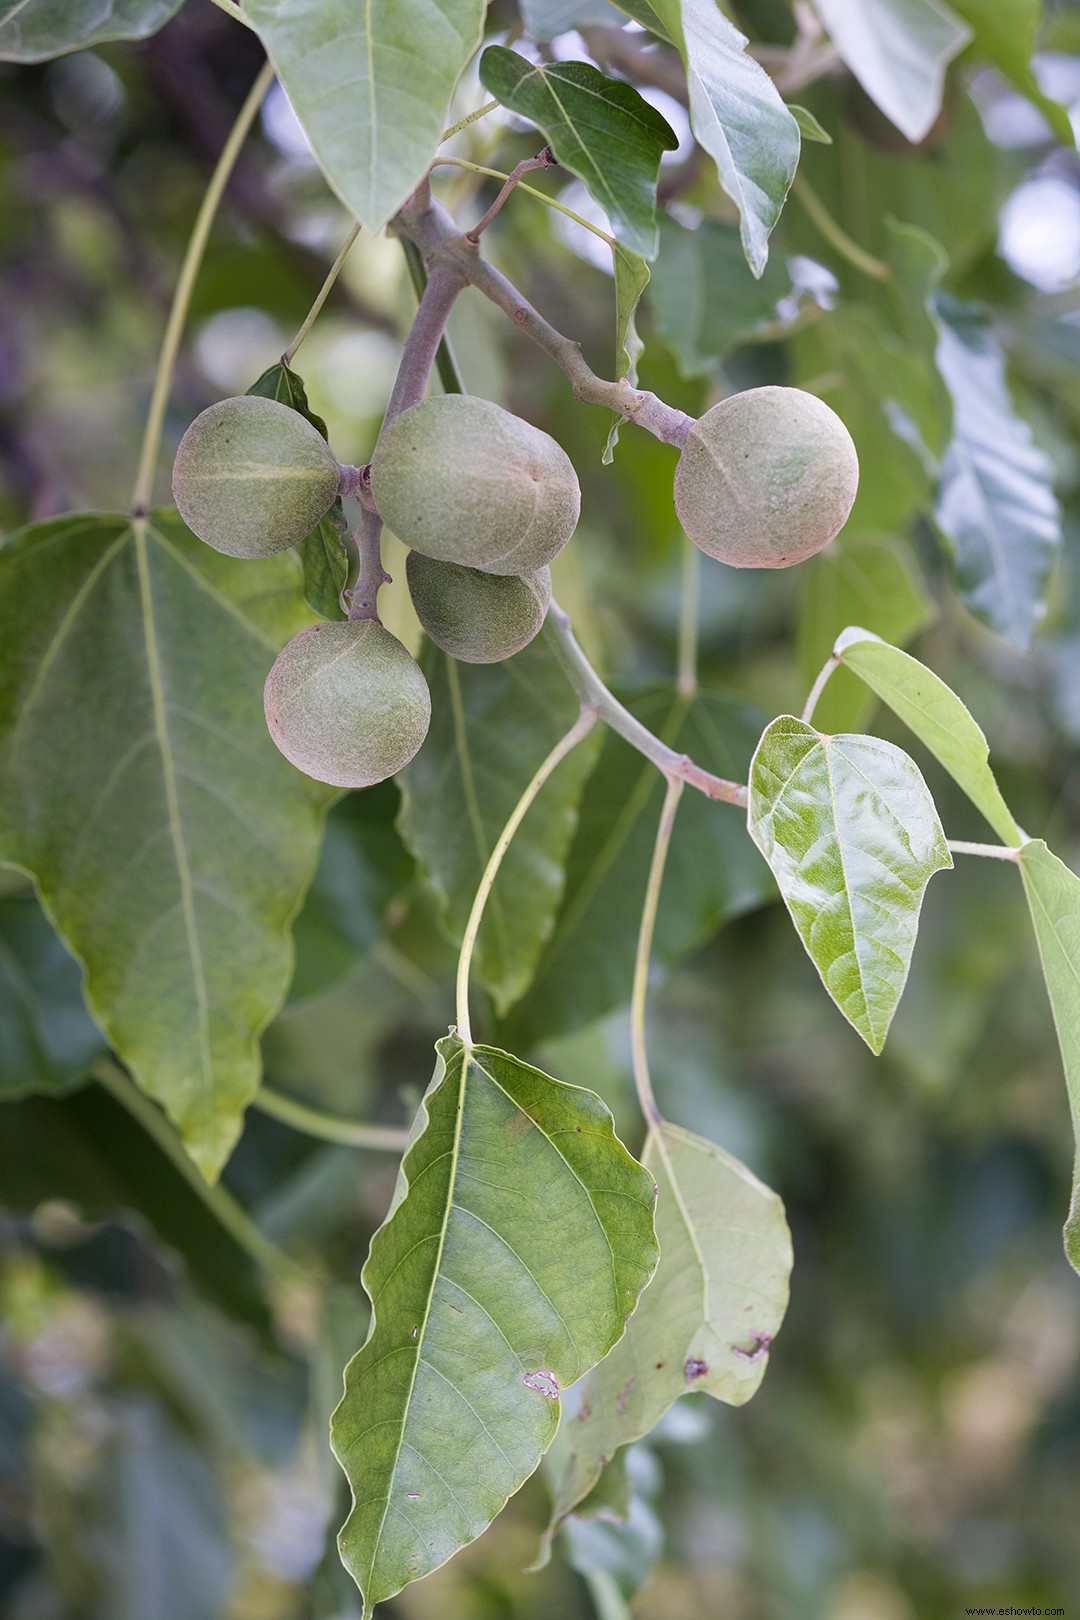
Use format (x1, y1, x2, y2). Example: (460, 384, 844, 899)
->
(0, 0, 183, 62)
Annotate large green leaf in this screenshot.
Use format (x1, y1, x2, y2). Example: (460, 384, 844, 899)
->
(478, 49, 677, 260)
(0, 892, 104, 1097)
(810, 0, 972, 142)
(647, 0, 800, 276)
(649, 216, 794, 378)
(948, 0, 1074, 145)
(0, 0, 181, 60)
(244, 0, 486, 232)
(330, 1033, 659, 1611)
(797, 533, 934, 735)
(398, 639, 601, 1016)
(1018, 840, 1080, 1271)
(748, 716, 951, 1052)
(506, 689, 772, 1050)
(932, 299, 1061, 647)
(547, 1122, 791, 1536)
(0, 511, 330, 1178)
(247, 361, 349, 622)
(835, 629, 1021, 846)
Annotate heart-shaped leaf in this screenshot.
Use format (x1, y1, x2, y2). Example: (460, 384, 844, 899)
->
(479, 48, 677, 260)
(1018, 840, 1080, 1272)
(545, 1121, 791, 1542)
(647, 0, 800, 275)
(244, 0, 487, 232)
(0, 511, 331, 1178)
(0, 0, 182, 61)
(331, 1034, 659, 1611)
(810, 0, 972, 143)
(834, 629, 1020, 845)
(748, 716, 951, 1052)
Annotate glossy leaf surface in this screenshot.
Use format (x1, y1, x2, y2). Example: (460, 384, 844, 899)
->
(479, 49, 677, 260)
(748, 716, 951, 1052)
(549, 1122, 791, 1534)
(810, 0, 972, 142)
(244, 0, 486, 232)
(648, 0, 800, 275)
(835, 629, 1020, 845)
(331, 1034, 659, 1611)
(0, 511, 330, 1177)
(1018, 840, 1080, 1272)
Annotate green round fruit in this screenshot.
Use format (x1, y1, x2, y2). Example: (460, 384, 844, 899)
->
(406, 552, 552, 664)
(173, 395, 342, 558)
(263, 620, 430, 788)
(370, 394, 580, 574)
(673, 386, 859, 569)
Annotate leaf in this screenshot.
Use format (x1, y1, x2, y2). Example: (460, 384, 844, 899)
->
(1018, 840, 1080, 1271)
(562, 1445, 664, 1600)
(603, 244, 650, 463)
(649, 216, 795, 378)
(932, 299, 1061, 648)
(244, 0, 487, 233)
(947, 0, 1075, 145)
(0, 0, 182, 60)
(748, 716, 952, 1052)
(834, 628, 1021, 846)
(796, 532, 934, 734)
(0, 892, 104, 1097)
(505, 688, 773, 1050)
(520, 0, 626, 38)
(330, 1033, 659, 1611)
(548, 1123, 791, 1533)
(478, 49, 677, 260)
(790, 104, 833, 144)
(810, 0, 972, 143)
(248, 361, 349, 621)
(647, 0, 800, 275)
(0, 511, 331, 1178)
(398, 638, 601, 1016)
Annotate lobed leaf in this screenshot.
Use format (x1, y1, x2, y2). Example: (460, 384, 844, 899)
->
(1018, 840, 1080, 1272)
(932, 298, 1061, 647)
(546, 1122, 791, 1543)
(647, 0, 800, 275)
(243, 0, 486, 232)
(331, 1033, 659, 1611)
(0, 511, 331, 1178)
(810, 0, 972, 143)
(834, 628, 1021, 845)
(0, 0, 182, 61)
(748, 716, 951, 1052)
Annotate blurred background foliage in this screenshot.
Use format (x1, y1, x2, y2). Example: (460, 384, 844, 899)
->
(2, 0, 1080, 1615)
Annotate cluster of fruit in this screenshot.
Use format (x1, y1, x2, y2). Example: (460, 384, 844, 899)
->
(172, 385, 857, 789)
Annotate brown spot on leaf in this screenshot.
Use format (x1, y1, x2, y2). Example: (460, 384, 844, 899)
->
(684, 1357, 709, 1383)
(616, 1376, 636, 1416)
(577, 1404, 591, 1421)
(523, 1369, 559, 1399)
(731, 1331, 772, 1363)
(505, 1111, 534, 1143)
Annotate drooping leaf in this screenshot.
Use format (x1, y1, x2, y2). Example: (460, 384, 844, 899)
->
(649, 216, 795, 377)
(0, 511, 331, 1178)
(547, 1123, 791, 1535)
(797, 532, 934, 734)
(647, 0, 800, 275)
(520, 0, 626, 37)
(604, 244, 650, 463)
(506, 688, 772, 1050)
(248, 361, 349, 621)
(398, 639, 601, 1016)
(1018, 840, 1080, 1271)
(932, 299, 1061, 648)
(330, 1033, 659, 1611)
(948, 0, 1075, 145)
(0, 892, 104, 1096)
(810, 0, 972, 143)
(0, 0, 182, 60)
(748, 716, 952, 1052)
(478, 49, 677, 260)
(561, 1445, 664, 1601)
(243, 0, 487, 232)
(834, 628, 1021, 846)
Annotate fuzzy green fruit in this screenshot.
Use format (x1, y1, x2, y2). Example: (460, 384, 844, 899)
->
(406, 552, 552, 664)
(673, 386, 859, 569)
(173, 395, 342, 558)
(370, 394, 580, 574)
(264, 620, 430, 788)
